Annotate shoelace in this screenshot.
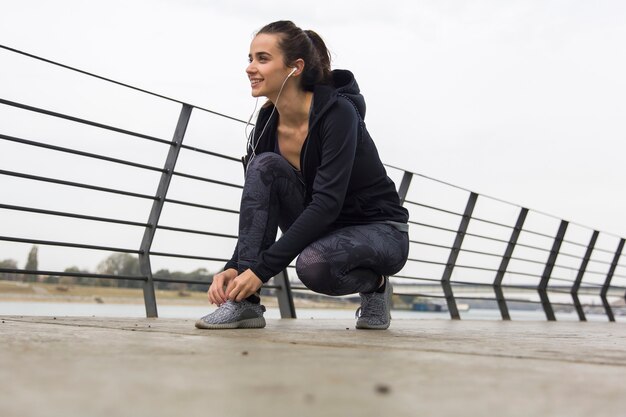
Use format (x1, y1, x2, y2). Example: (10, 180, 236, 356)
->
(217, 300, 238, 311)
(355, 293, 384, 319)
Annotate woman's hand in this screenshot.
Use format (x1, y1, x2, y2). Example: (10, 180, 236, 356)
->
(225, 269, 263, 302)
(208, 268, 238, 305)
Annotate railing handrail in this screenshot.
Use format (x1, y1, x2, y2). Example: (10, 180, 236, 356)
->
(0, 44, 247, 125)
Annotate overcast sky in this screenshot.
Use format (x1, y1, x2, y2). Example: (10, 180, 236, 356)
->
(1, 0, 625, 275)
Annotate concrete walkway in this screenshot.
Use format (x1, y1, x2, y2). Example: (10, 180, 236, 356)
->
(1, 316, 625, 417)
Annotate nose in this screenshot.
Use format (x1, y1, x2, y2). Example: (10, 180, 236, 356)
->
(246, 61, 256, 77)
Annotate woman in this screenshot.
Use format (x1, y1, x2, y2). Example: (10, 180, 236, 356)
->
(195, 20, 409, 330)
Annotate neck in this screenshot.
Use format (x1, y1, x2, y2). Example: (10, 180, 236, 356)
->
(271, 85, 312, 127)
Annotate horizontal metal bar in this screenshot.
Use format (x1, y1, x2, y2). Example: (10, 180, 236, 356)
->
(402, 200, 463, 217)
(152, 277, 211, 285)
(448, 295, 500, 302)
(394, 290, 543, 306)
(522, 227, 559, 241)
(151, 277, 282, 291)
(586, 258, 620, 267)
(469, 216, 515, 231)
(287, 285, 310, 291)
(466, 231, 515, 246)
(260, 284, 282, 290)
(148, 251, 229, 262)
(408, 239, 552, 266)
(448, 263, 499, 273)
(508, 240, 553, 253)
(0, 203, 148, 228)
(0, 133, 165, 173)
(498, 269, 543, 279)
(408, 239, 452, 250)
(406, 257, 447, 266)
(579, 244, 618, 256)
(561, 238, 594, 250)
(408, 222, 606, 259)
(383, 163, 479, 196)
(448, 280, 496, 288)
(0, 235, 142, 254)
(0, 98, 172, 145)
(179, 144, 241, 163)
(391, 275, 443, 283)
(508, 255, 555, 267)
(459, 247, 506, 259)
(546, 287, 577, 295)
(556, 250, 591, 261)
(164, 198, 240, 215)
(505, 298, 544, 305)
(0, 169, 157, 201)
(410, 238, 524, 262)
(0, 267, 146, 281)
(589, 256, 611, 266)
(156, 225, 237, 239)
(0, 44, 248, 125)
(393, 292, 446, 299)
(447, 280, 620, 293)
(407, 220, 457, 234)
(172, 171, 243, 189)
(412, 239, 585, 268)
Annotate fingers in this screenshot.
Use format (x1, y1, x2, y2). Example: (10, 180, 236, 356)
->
(216, 280, 227, 303)
(235, 286, 250, 302)
(227, 276, 258, 302)
(216, 269, 237, 304)
(226, 277, 240, 301)
(208, 274, 227, 305)
(227, 280, 250, 302)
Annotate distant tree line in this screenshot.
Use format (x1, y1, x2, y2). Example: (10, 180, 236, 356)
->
(0, 245, 214, 292)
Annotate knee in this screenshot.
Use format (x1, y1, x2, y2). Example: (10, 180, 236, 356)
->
(247, 152, 284, 173)
(296, 248, 335, 296)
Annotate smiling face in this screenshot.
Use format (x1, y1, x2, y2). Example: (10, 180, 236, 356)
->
(246, 33, 294, 99)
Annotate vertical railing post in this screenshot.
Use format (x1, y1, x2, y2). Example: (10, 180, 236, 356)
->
(538, 220, 568, 321)
(397, 171, 413, 205)
(274, 269, 296, 318)
(441, 192, 478, 320)
(138, 104, 193, 318)
(572, 231, 599, 321)
(601, 238, 624, 322)
(494, 207, 528, 320)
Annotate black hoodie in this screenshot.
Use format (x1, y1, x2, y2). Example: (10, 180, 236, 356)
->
(228, 69, 409, 282)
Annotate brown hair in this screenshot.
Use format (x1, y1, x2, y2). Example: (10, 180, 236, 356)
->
(257, 20, 332, 91)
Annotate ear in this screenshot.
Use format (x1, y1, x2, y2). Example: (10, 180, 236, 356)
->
(291, 58, 305, 76)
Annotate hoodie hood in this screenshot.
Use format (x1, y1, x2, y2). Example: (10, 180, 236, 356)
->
(331, 69, 366, 120)
(308, 69, 366, 124)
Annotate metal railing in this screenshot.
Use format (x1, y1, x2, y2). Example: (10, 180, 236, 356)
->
(1, 44, 625, 321)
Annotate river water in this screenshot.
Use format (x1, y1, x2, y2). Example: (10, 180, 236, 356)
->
(0, 300, 617, 322)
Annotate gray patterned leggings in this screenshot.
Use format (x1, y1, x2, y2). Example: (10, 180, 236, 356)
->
(237, 153, 409, 296)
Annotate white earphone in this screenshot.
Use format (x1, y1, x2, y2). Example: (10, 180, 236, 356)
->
(245, 66, 299, 170)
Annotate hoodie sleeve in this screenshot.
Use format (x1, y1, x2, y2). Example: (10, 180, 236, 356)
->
(249, 98, 359, 282)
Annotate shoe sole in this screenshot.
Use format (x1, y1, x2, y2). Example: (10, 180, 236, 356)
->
(195, 317, 266, 329)
(355, 279, 392, 330)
